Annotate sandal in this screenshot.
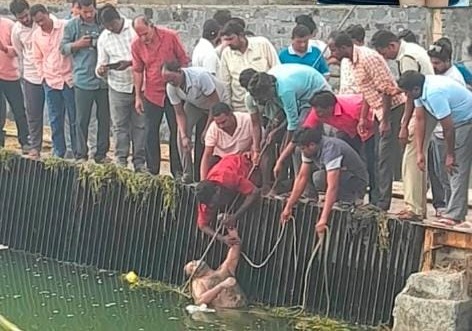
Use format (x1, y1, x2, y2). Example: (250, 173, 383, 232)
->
(453, 221, 472, 234)
(396, 210, 423, 222)
(430, 217, 462, 229)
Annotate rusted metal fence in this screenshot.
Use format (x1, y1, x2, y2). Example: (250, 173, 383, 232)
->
(0, 156, 425, 326)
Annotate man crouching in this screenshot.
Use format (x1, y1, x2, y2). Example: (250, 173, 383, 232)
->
(184, 229, 248, 308)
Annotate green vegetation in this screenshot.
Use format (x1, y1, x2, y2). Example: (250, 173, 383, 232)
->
(0, 148, 17, 171)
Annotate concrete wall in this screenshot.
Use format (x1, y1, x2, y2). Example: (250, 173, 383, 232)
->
(1, 3, 471, 61)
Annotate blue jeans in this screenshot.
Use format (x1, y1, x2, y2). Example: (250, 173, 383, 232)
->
(44, 83, 77, 158)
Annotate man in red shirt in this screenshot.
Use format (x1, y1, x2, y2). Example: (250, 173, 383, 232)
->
(195, 154, 260, 245)
(131, 15, 189, 176)
(274, 91, 373, 180)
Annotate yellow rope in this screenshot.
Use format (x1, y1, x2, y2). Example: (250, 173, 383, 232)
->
(0, 314, 22, 331)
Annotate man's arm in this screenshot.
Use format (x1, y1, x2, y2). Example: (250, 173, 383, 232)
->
(399, 96, 415, 146)
(173, 102, 187, 138)
(10, 27, 23, 61)
(217, 52, 232, 103)
(250, 113, 263, 154)
(380, 94, 393, 135)
(193, 278, 235, 305)
(61, 20, 89, 55)
(31, 38, 43, 79)
(281, 162, 311, 221)
(264, 38, 281, 69)
(316, 169, 340, 234)
(440, 115, 456, 173)
(200, 146, 215, 180)
(131, 42, 145, 114)
(219, 229, 241, 275)
(172, 33, 189, 67)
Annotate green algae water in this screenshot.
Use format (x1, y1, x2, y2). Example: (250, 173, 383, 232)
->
(0, 250, 296, 331)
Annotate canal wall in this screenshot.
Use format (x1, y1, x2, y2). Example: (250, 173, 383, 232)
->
(0, 155, 425, 326)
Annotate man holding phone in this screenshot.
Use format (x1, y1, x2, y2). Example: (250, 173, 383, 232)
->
(96, 5, 146, 172)
(61, 0, 110, 163)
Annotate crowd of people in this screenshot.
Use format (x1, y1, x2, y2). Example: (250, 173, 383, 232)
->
(1, 0, 472, 308)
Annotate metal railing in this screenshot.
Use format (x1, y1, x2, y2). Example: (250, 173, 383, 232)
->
(0, 156, 425, 326)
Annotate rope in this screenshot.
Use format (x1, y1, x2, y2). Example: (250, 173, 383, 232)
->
(0, 314, 22, 331)
(241, 224, 287, 268)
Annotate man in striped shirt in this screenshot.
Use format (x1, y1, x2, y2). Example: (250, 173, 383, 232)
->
(96, 6, 146, 172)
(328, 31, 406, 212)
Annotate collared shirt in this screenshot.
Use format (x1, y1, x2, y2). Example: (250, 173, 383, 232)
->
(192, 38, 219, 75)
(350, 45, 406, 121)
(96, 18, 135, 93)
(11, 20, 42, 84)
(278, 45, 330, 75)
(269, 63, 332, 131)
(0, 18, 20, 81)
(395, 40, 434, 75)
(433, 66, 467, 138)
(197, 154, 255, 227)
(132, 26, 189, 107)
(218, 36, 280, 112)
(414, 75, 472, 125)
(301, 136, 368, 185)
(32, 19, 73, 90)
(303, 94, 374, 141)
(166, 67, 228, 109)
(205, 112, 254, 157)
(61, 15, 105, 90)
(339, 58, 358, 94)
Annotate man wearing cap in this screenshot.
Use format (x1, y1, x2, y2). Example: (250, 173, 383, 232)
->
(192, 19, 221, 75)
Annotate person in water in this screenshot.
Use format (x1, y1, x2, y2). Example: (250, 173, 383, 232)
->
(184, 228, 247, 308)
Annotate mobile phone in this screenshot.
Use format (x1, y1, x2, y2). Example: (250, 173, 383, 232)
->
(105, 62, 121, 70)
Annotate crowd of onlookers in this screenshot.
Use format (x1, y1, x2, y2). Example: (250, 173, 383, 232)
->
(1, 0, 471, 239)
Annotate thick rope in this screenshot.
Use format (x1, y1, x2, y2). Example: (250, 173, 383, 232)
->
(241, 224, 287, 268)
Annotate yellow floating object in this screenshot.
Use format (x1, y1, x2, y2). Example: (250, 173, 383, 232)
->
(124, 271, 139, 284)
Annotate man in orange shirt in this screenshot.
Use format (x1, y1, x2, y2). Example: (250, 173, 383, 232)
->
(0, 16, 30, 152)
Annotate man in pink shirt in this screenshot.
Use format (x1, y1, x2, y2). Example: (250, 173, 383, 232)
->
(10, 0, 46, 159)
(304, 91, 374, 153)
(0, 16, 30, 152)
(31, 4, 77, 158)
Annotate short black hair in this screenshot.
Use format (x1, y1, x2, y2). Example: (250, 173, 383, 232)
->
(295, 14, 316, 34)
(292, 24, 311, 39)
(345, 24, 365, 44)
(397, 70, 425, 92)
(398, 29, 417, 43)
(292, 127, 323, 146)
(30, 4, 48, 16)
(162, 60, 181, 72)
(228, 17, 246, 29)
(328, 31, 353, 48)
(310, 91, 337, 109)
(202, 18, 220, 40)
(370, 30, 399, 49)
(427, 39, 452, 62)
(220, 20, 245, 37)
(210, 102, 233, 117)
(99, 5, 120, 24)
(213, 9, 231, 27)
(77, 0, 96, 8)
(195, 180, 219, 205)
(239, 68, 258, 90)
(247, 72, 276, 99)
(9, 0, 29, 16)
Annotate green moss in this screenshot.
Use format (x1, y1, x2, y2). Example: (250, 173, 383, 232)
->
(0, 148, 17, 171)
(43, 157, 73, 171)
(350, 205, 390, 251)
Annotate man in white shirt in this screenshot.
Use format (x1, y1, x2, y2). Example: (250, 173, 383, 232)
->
(163, 63, 229, 183)
(192, 19, 220, 75)
(201, 102, 254, 179)
(218, 21, 279, 112)
(371, 29, 435, 221)
(10, 0, 42, 158)
(96, 5, 145, 172)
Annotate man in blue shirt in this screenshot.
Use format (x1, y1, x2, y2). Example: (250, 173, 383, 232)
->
(279, 25, 330, 78)
(247, 63, 331, 198)
(398, 71, 472, 227)
(61, 0, 110, 163)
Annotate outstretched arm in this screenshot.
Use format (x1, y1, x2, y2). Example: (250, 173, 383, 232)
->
(220, 229, 241, 275)
(193, 277, 236, 305)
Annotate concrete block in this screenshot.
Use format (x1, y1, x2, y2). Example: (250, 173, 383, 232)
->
(392, 294, 472, 331)
(404, 271, 469, 301)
